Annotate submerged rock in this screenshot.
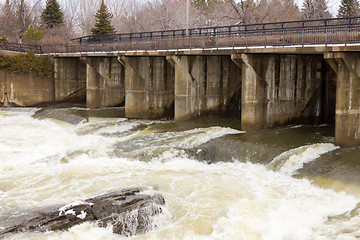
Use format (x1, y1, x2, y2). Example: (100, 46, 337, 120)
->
(0, 188, 165, 238)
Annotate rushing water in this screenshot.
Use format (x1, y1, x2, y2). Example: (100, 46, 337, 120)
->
(1, 106, 360, 240)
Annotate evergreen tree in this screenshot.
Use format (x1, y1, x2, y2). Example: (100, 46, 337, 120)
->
(302, 0, 314, 19)
(302, 0, 331, 19)
(338, 0, 360, 18)
(91, 0, 116, 36)
(41, 0, 64, 28)
(313, 0, 331, 19)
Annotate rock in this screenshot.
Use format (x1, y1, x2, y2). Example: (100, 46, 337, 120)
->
(0, 188, 165, 238)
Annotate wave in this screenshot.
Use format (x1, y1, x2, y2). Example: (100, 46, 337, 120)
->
(267, 143, 339, 176)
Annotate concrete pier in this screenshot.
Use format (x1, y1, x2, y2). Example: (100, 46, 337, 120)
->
(325, 52, 360, 147)
(120, 56, 174, 119)
(235, 53, 332, 131)
(54, 58, 86, 103)
(168, 55, 241, 121)
(84, 57, 124, 109)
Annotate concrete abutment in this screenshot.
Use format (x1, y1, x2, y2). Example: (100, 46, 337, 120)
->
(325, 52, 360, 147)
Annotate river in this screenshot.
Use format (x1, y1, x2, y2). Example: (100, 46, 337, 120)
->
(1, 106, 360, 240)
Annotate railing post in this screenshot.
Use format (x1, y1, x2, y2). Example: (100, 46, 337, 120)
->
(345, 22, 348, 44)
(232, 35, 234, 49)
(325, 20, 328, 46)
(263, 24, 266, 47)
(245, 26, 248, 48)
(282, 23, 285, 46)
(302, 21, 305, 46)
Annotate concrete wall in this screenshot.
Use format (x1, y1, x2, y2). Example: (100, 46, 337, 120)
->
(122, 56, 174, 119)
(237, 54, 335, 131)
(54, 57, 86, 103)
(325, 52, 360, 147)
(0, 70, 54, 106)
(169, 55, 242, 121)
(84, 57, 124, 109)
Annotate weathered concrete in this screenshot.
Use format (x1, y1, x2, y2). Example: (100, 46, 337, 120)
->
(168, 55, 241, 121)
(83, 57, 125, 109)
(325, 52, 360, 147)
(54, 58, 86, 103)
(120, 56, 174, 119)
(235, 53, 335, 131)
(0, 70, 54, 106)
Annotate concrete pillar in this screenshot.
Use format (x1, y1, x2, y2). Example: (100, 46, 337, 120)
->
(168, 55, 241, 121)
(84, 57, 124, 109)
(54, 57, 86, 103)
(325, 52, 360, 147)
(236, 53, 326, 131)
(120, 56, 174, 119)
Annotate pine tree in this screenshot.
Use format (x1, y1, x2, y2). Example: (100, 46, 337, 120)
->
(302, 0, 314, 20)
(313, 0, 331, 19)
(41, 0, 64, 28)
(302, 0, 331, 20)
(91, 0, 116, 36)
(338, 0, 360, 18)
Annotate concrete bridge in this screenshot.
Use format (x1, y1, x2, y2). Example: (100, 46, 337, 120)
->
(3, 17, 360, 147)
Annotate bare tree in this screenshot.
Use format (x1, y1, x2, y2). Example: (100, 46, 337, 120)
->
(62, 0, 99, 35)
(0, 0, 42, 43)
(17, 0, 42, 43)
(212, 0, 301, 26)
(0, 0, 17, 40)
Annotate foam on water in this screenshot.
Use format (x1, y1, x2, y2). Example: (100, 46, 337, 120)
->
(267, 143, 339, 176)
(1, 111, 360, 240)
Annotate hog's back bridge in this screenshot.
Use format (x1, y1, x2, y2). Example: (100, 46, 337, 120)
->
(2, 16, 360, 147)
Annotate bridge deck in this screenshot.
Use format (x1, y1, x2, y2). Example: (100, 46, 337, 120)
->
(48, 44, 360, 58)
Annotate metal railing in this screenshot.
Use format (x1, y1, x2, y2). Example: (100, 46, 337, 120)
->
(0, 42, 42, 53)
(2, 16, 360, 54)
(71, 16, 360, 44)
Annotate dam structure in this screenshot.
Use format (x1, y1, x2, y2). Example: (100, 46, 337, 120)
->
(2, 16, 360, 147)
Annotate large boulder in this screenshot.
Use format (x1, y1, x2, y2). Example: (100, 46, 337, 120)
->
(0, 188, 165, 238)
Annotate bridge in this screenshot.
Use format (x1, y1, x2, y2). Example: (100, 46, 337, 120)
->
(2, 16, 360, 147)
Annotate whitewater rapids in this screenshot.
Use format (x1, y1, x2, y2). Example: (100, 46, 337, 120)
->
(1, 108, 360, 240)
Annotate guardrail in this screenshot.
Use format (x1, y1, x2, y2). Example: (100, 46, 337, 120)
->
(2, 16, 360, 54)
(43, 24, 360, 54)
(71, 16, 360, 44)
(0, 42, 42, 53)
